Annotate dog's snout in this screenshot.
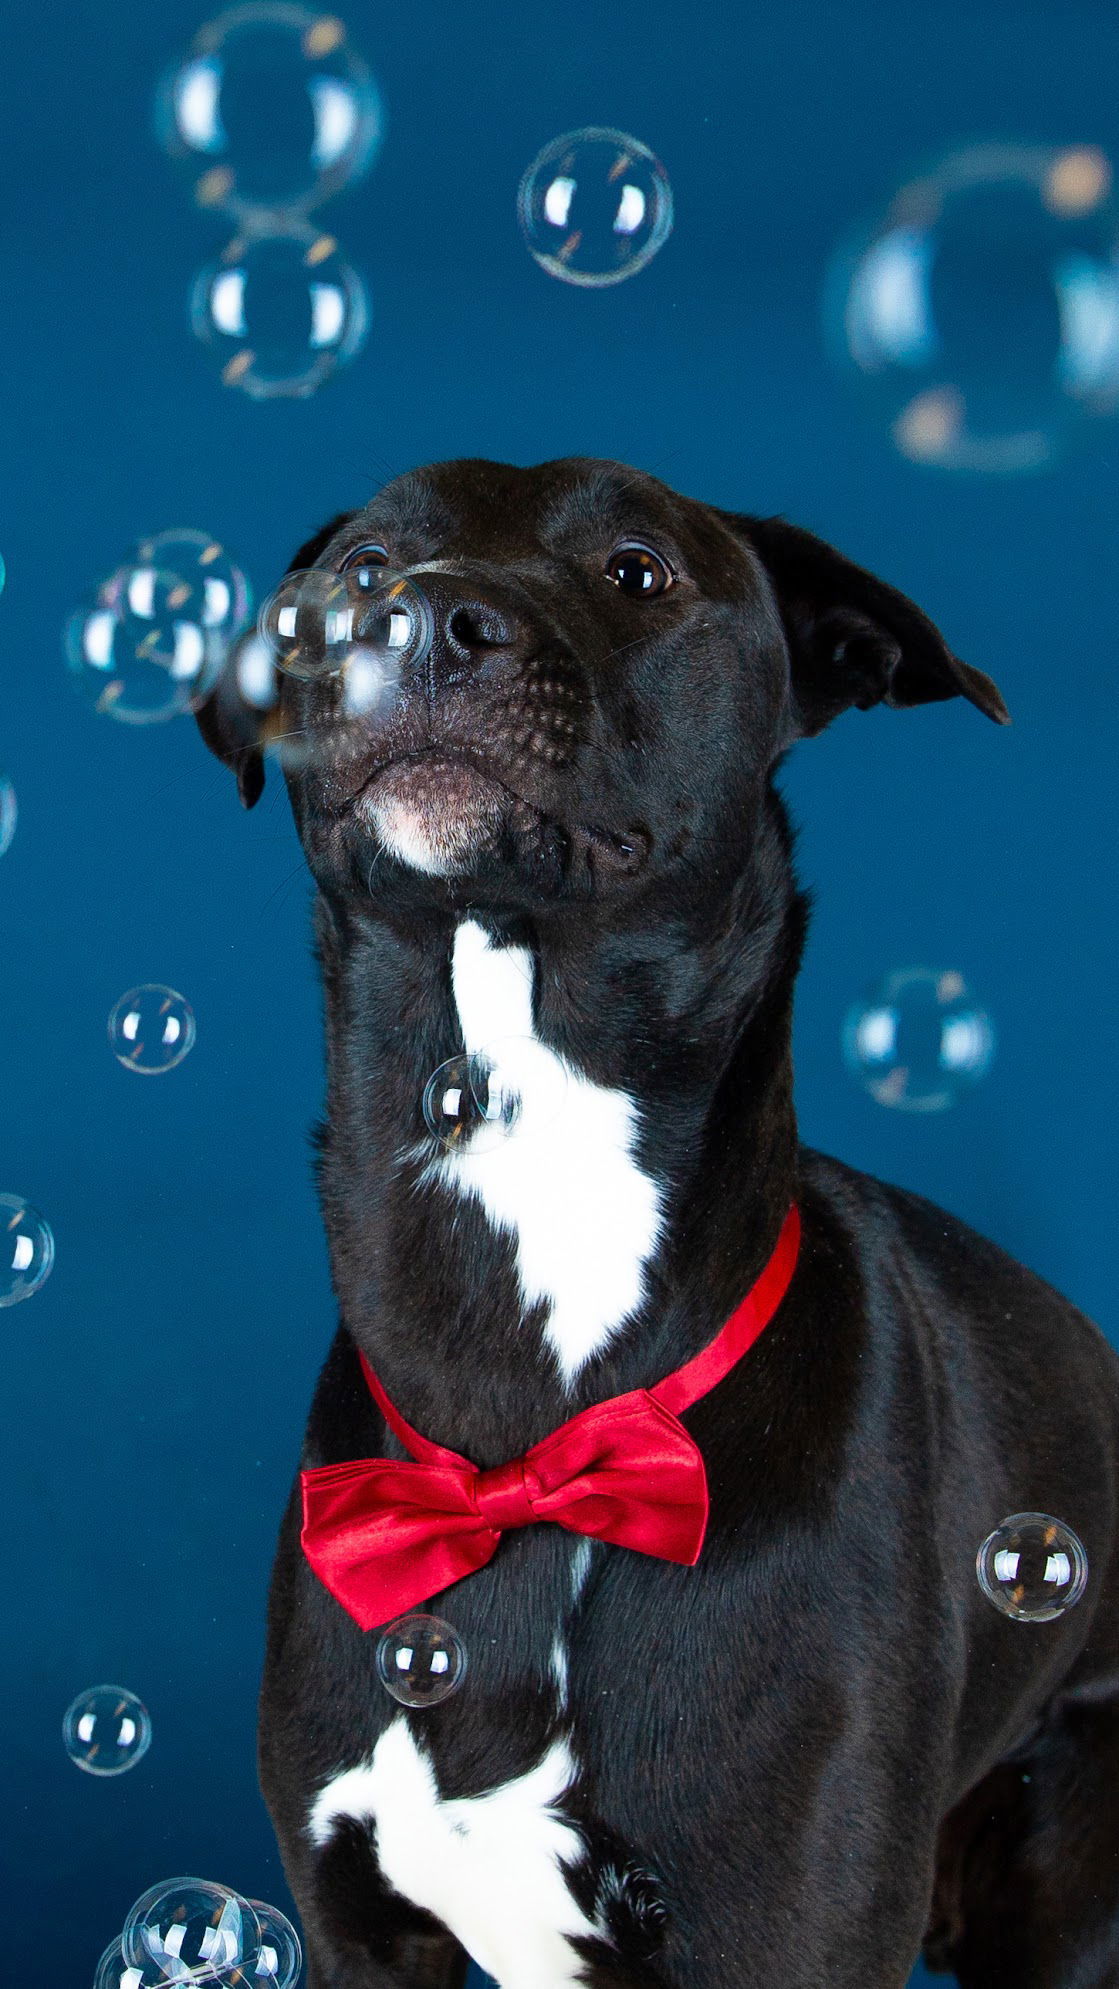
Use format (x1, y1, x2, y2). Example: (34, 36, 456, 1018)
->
(418, 576, 525, 692)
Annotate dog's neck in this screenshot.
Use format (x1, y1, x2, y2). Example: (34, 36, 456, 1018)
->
(313, 806, 804, 1466)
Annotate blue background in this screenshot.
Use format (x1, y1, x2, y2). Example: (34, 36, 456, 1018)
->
(2, 2, 1117, 1983)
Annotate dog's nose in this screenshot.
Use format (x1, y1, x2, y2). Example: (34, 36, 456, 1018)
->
(417, 576, 523, 693)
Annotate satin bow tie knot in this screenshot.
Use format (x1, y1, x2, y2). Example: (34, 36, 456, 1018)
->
(300, 1204, 801, 1631)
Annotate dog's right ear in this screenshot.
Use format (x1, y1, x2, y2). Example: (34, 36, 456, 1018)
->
(194, 511, 356, 808)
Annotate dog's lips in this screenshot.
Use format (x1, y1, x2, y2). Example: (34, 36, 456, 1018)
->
(351, 750, 519, 877)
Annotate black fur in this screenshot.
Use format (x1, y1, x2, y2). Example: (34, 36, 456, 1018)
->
(198, 458, 1119, 1988)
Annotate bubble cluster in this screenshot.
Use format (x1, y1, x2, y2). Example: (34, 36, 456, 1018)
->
(157, 3, 382, 220)
(977, 1513, 1088, 1621)
(518, 127, 673, 286)
(0, 1193, 55, 1306)
(0, 773, 16, 857)
(191, 224, 369, 399)
(62, 1686, 152, 1777)
(843, 967, 994, 1111)
(422, 1038, 569, 1154)
(109, 986, 197, 1075)
(377, 1614, 467, 1707)
(830, 143, 1119, 470)
(66, 533, 249, 725)
(94, 1877, 301, 1989)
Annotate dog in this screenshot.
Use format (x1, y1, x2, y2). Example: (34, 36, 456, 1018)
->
(197, 457, 1119, 1989)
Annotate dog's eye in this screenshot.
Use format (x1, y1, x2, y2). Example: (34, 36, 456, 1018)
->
(604, 544, 673, 597)
(340, 544, 391, 588)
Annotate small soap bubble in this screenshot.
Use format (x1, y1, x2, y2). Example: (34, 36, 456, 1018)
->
(66, 565, 226, 724)
(109, 985, 197, 1075)
(133, 529, 252, 640)
(191, 225, 369, 399)
(157, 1, 383, 219)
(0, 774, 16, 857)
(94, 1935, 178, 1989)
(829, 143, 1119, 470)
(843, 967, 994, 1111)
(0, 549, 5, 595)
(0, 1194, 54, 1306)
(242, 1899, 303, 1988)
(423, 1038, 568, 1155)
(517, 126, 673, 287)
(377, 1613, 467, 1707)
(977, 1513, 1088, 1621)
(62, 1685, 151, 1776)
(123, 1878, 260, 1979)
(260, 565, 429, 708)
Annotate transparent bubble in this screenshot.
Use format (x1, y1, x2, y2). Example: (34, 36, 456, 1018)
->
(0, 774, 15, 857)
(259, 565, 429, 720)
(0, 549, 5, 594)
(377, 1613, 467, 1707)
(62, 1685, 152, 1777)
(242, 1900, 302, 1988)
(95, 1935, 183, 1989)
(66, 565, 227, 724)
(109, 985, 197, 1075)
(843, 968, 994, 1111)
(423, 1038, 569, 1155)
(156, 2, 383, 220)
(123, 1879, 261, 1981)
(191, 225, 369, 399)
(977, 1512, 1088, 1622)
(133, 529, 252, 641)
(518, 127, 673, 287)
(829, 143, 1119, 471)
(0, 1194, 54, 1306)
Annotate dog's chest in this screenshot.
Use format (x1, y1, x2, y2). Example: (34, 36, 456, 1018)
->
(428, 919, 664, 1385)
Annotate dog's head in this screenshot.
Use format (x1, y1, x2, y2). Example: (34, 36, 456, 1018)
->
(197, 457, 1007, 915)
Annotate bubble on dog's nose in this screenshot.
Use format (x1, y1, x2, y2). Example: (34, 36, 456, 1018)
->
(62, 1685, 151, 1777)
(260, 566, 430, 720)
(423, 1040, 568, 1155)
(977, 1514, 1088, 1621)
(191, 224, 369, 400)
(260, 568, 357, 678)
(376, 1614, 467, 1707)
(842, 967, 994, 1111)
(0, 774, 16, 858)
(156, 3, 383, 220)
(0, 1193, 54, 1307)
(109, 984, 197, 1076)
(66, 563, 229, 724)
(829, 143, 1119, 471)
(517, 127, 673, 287)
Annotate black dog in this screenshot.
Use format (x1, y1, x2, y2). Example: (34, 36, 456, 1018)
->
(198, 458, 1119, 1989)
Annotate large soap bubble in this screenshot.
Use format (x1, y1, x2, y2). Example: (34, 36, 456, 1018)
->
(157, 2, 383, 220)
(66, 565, 228, 724)
(829, 143, 1119, 470)
(517, 127, 673, 287)
(191, 225, 369, 398)
(843, 968, 994, 1111)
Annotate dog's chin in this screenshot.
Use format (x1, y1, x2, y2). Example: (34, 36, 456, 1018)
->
(354, 756, 511, 879)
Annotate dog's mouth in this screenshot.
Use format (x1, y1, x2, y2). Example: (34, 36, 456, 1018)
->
(352, 749, 520, 878)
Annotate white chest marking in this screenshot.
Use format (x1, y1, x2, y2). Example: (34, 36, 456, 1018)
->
(431, 920, 664, 1386)
(308, 1721, 598, 1988)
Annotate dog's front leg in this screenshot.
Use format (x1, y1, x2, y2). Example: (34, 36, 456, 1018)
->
(280, 1814, 471, 1989)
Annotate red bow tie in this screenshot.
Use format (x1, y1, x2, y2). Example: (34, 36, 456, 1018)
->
(301, 1205, 801, 1631)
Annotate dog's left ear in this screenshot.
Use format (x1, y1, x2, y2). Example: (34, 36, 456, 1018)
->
(727, 512, 1010, 739)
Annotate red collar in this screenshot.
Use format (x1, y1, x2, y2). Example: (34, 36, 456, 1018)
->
(301, 1204, 801, 1630)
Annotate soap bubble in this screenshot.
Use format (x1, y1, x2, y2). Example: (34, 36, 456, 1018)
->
(259, 565, 430, 716)
(517, 126, 673, 287)
(843, 968, 994, 1111)
(0, 550, 5, 594)
(830, 143, 1119, 470)
(190, 225, 369, 399)
(94, 1935, 180, 1989)
(377, 1614, 467, 1707)
(109, 985, 197, 1075)
(66, 565, 226, 724)
(977, 1513, 1088, 1621)
(133, 529, 252, 641)
(242, 1900, 302, 1987)
(62, 1685, 152, 1776)
(0, 774, 15, 857)
(156, 2, 383, 220)
(123, 1879, 261, 1980)
(422, 1038, 569, 1154)
(0, 1194, 54, 1306)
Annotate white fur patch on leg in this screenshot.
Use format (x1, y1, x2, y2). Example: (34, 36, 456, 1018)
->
(429, 920, 664, 1385)
(308, 1722, 599, 1989)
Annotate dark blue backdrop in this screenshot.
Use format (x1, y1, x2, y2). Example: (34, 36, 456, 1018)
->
(3, 3, 1117, 1983)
